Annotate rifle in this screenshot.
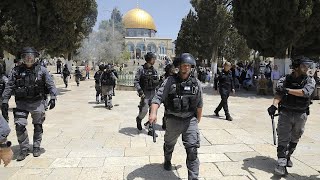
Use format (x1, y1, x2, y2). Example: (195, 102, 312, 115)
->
(271, 114, 279, 145)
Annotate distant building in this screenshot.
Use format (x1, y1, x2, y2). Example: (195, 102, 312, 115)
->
(123, 8, 174, 61)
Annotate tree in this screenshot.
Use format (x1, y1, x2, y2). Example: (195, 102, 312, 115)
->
(292, 0, 320, 57)
(175, 10, 200, 57)
(191, 0, 231, 70)
(0, 0, 97, 56)
(76, 10, 126, 65)
(222, 27, 251, 63)
(233, 0, 314, 58)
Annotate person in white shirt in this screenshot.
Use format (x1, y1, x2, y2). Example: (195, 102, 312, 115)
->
(271, 65, 281, 94)
(243, 66, 253, 89)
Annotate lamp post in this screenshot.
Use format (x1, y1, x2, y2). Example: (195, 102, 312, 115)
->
(104, 9, 115, 64)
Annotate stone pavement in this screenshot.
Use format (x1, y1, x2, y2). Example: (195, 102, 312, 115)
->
(0, 79, 320, 180)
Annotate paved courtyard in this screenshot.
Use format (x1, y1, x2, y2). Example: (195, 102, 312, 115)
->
(0, 77, 320, 180)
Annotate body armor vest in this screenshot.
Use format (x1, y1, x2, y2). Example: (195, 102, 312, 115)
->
(281, 74, 310, 111)
(14, 65, 46, 101)
(140, 66, 159, 91)
(165, 75, 198, 114)
(0, 75, 6, 95)
(94, 71, 103, 84)
(101, 72, 114, 85)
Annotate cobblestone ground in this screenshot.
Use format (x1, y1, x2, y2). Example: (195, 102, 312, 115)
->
(0, 77, 319, 180)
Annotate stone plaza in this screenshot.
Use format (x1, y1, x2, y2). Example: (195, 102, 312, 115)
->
(0, 76, 319, 180)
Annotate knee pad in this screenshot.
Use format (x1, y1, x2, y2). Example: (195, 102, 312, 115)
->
(13, 108, 29, 119)
(15, 124, 26, 133)
(108, 95, 112, 100)
(186, 147, 198, 161)
(34, 124, 43, 133)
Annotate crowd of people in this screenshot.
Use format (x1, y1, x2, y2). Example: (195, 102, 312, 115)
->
(0, 48, 319, 179)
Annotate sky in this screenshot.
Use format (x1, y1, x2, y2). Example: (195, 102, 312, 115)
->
(95, 0, 193, 40)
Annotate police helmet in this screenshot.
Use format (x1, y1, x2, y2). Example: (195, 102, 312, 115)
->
(105, 64, 112, 71)
(164, 63, 174, 73)
(291, 56, 313, 69)
(174, 53, 196, 67)
(20, 47, 39, 66)
(144, 52, 156, 62)
(99, 64, 105, 71)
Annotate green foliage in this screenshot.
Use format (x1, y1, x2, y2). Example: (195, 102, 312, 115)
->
(0, 0, 97, 56)
(233, 0, 314, 57)
(175, 10, 200, 57)
(222, 27, 251, 63)
(191, 0, 231, 61)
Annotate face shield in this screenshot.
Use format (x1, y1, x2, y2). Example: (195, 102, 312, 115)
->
(21, 53, 36, 66)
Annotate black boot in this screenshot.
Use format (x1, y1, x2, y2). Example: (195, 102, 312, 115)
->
(214, 110, 219, 116)
(33, 147, 41, 157)
(226, 115, 233, 121)
(136, 117, 142, 130)
(17, 150, 28, 161)
(164, 160, 172, 171)
(274, 164, 288, 176)
(287, 142, 297, 167)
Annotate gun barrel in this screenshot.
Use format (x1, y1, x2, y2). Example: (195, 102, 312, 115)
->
(152, 122, 156, 143)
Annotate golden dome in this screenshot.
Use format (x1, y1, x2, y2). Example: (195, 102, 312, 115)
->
(123, 8, 157, 31)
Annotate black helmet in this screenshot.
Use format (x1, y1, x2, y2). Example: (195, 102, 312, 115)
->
(144, 52, 156, 62)
(105, 64, 112, 71)
(174, 53, 196, 67)
(20, 47, 39, 56)
(20, 47, 39, 66)
(99, 64, 105, 71)
(291, 56, 313, 69)
(164, 63, 174, 73)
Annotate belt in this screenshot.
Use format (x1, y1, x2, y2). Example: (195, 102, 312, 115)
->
(166, 114, 195, 120)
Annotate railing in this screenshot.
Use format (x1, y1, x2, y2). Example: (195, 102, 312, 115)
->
(117, 72, 135, 86)
(117, 69, 164, 86)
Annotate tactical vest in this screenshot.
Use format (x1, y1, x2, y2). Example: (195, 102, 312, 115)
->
(0, 76, 6, 95)
(94, 71, 103, 84)
(14, 65, 47, 101)
(140, 66, 159, 91)
(281, 74, 311, 112)
(101, 72, 114, 86)
(165, 75, 199, 114)
(62, 68, 70, 76)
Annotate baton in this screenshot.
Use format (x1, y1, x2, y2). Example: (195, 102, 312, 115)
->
(271, 114, 279, 145)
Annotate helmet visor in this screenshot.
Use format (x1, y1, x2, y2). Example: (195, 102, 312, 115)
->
(21, 53, 36, 65)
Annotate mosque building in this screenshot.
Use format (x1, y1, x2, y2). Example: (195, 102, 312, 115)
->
(122, 8, 174, 61)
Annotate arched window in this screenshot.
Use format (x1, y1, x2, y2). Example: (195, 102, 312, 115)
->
(126, 42, 135, 52)
(147, 43, 157, 53)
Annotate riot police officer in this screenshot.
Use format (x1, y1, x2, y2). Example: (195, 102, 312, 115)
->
(1, 47, 57, 161)
(134, 52, 159, 132)
(267, 56, 316, 176)
(159, 63, 176, 130)
(62, 64, 71, 88)
(100, 64, 116, 109)
(74, 66, 82, 86)
(0, 114, 13, 167)
(0, 64, 8, 111)
(214, 61, 235, 121)
(94, 64, 105, 103)
(149, 53, 203, 180)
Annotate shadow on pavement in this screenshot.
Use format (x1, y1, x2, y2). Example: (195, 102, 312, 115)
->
(242, 156, 320, 180)
(56, 87, 71, 96)
(126, 163, 180, 180)
(202, 114, 227, 121)
(11, 145, 46, 161)
(118, 127, 144, 137)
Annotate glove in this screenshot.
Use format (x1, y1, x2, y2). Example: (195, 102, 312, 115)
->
(1, 103, 9, 122)
(138, 90, 145, 98)
(48, 99, 56, 110)
(0, 147, 13, 167)
(267, 105, 277, 116)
